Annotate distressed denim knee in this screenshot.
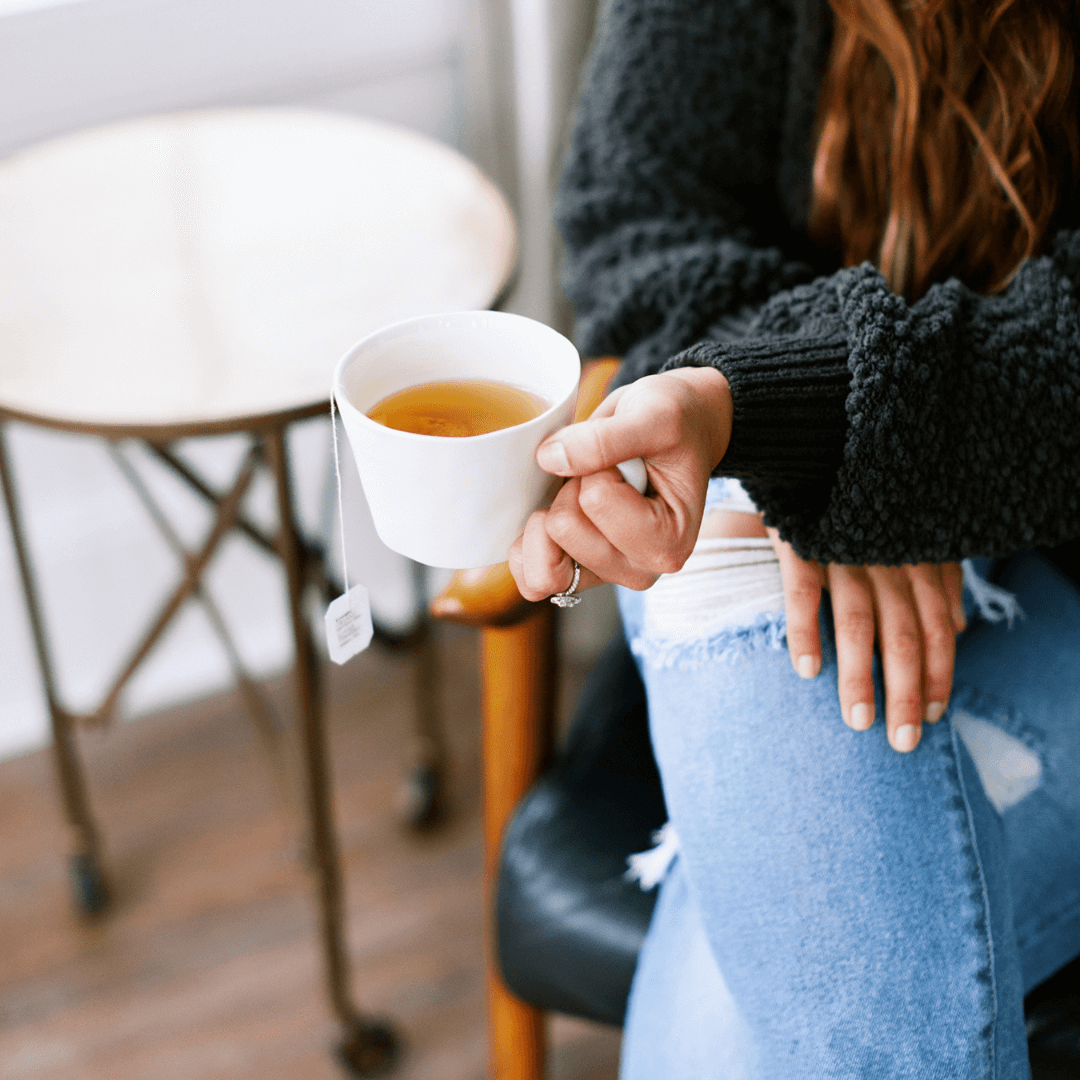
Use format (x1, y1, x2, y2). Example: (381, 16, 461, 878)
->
(616, 545, 1045, 1079)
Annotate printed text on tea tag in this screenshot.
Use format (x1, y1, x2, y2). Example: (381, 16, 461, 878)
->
(325, 584, 373, 665)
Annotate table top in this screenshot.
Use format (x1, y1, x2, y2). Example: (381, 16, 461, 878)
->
(0, 108, 516, 436)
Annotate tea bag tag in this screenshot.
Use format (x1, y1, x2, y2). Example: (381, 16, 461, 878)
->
(325, 585, 373, 665)
(325, 389, 374, 665)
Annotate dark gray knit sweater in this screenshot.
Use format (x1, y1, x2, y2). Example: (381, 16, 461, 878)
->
(555, 0, 1080, 565)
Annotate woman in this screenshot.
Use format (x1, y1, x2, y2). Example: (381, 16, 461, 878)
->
(509, 0, 1080, 1076)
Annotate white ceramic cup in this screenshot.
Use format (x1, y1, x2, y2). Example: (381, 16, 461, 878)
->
(334, 310, 581, 569)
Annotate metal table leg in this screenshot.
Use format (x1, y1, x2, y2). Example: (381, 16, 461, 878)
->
(265, 425, 400, 1077)
(0, 423, 107, 915)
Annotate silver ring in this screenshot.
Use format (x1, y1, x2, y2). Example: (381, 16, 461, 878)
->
(550, 561, 582, 608)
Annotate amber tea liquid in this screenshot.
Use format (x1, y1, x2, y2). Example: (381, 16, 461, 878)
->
(367, 378, 549, 437)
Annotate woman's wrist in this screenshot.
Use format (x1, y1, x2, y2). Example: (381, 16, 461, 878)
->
(660, 332, 850, 488)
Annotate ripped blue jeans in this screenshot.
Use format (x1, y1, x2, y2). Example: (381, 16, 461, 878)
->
(617, 526, 1080, 1078)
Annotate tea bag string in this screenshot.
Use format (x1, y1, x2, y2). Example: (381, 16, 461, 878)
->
(330, 389, 351, 605)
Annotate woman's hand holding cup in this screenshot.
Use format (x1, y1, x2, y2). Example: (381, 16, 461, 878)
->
(512, 361, 966, 756)
(509, 366, 732, 600)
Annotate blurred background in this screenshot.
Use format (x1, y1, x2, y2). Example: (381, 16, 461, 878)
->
(0, 0, 613, 760)
(0, 2, 625, 1078)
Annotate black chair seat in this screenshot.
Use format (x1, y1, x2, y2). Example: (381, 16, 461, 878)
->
(496, 632, 665, 1025)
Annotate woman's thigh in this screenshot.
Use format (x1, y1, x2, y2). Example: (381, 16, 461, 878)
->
(618, 550, 1080, 1079)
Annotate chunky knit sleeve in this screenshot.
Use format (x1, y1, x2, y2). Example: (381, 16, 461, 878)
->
(557, 0, 1080, 564)
(668, 256, 1080, 564)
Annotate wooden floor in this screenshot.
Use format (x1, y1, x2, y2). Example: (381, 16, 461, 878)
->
(0, 624, 622, 1080)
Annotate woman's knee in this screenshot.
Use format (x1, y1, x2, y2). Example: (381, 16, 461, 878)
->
(646, 702, 1025, 1079)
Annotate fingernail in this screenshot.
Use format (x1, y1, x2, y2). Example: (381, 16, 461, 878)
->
(849, 702, 874, 730)
(925, 701, 945, 724)
(953, 605, 967, 632)
(537, 441, 569, 473)
(892, 724, 920, 753)
(796, 654, 819, 679)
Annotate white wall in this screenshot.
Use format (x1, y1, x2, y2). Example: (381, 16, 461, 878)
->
(0, 0, 467, 157)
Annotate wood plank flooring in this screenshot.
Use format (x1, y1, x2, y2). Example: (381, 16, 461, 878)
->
(0, 624, 621, 1080)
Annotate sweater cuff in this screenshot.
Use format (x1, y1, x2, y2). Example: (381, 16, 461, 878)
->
(660, 331, 851, 485)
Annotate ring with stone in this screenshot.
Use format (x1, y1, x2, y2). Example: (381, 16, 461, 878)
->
(550, 561, 582, 608)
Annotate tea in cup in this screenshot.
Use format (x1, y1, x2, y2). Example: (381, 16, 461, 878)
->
(366, 378, 550, 438)
(333, 311, 580, 569)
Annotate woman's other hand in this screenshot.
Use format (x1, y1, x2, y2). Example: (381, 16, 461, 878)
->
(771, 528, 966, 753)
(508, 367, 732, 601)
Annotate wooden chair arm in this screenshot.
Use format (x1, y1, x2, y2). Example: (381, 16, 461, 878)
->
(430, 357, 620, 628)
(572, 357, 621, 425)
(429, 561, 534, 627)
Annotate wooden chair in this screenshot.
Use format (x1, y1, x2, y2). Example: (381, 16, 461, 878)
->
(430, 359, 622, 1079)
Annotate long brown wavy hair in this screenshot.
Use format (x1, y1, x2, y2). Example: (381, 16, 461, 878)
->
(808, 0, 1080, 300)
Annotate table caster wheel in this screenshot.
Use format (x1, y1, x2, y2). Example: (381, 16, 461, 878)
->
(336, 1017, 400, 1077)
(398, 763, 442, 830)
(69, 852, 108, 916)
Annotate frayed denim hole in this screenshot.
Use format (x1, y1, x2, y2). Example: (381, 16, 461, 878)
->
(953, 711, 1042, 815)
(945, 693, 1080, 964)
(962, 559, 1025, 628)
(627, 607, 787, 670)
(625, 821, 680, 891)
(948, 685, 1049, 774)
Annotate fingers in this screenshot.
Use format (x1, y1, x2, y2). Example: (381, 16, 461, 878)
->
(507, 480, 658, 601)
(537, 406, 672, 478)
(870, 564, 959, 752)
(508, 506, 565, 602)
(545, 478, 660, 590)
(535, 367, 731, 480)
(508, 513, 604, 601)
(770, 529, 825, 681)
(817, 561, 960, 752)
(907, 564, 956, 724)
(870, 568, 927, 752)
(826, 565, 877, 731)
(575, 468, 695, 576)
(942, 562, 966, 632)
